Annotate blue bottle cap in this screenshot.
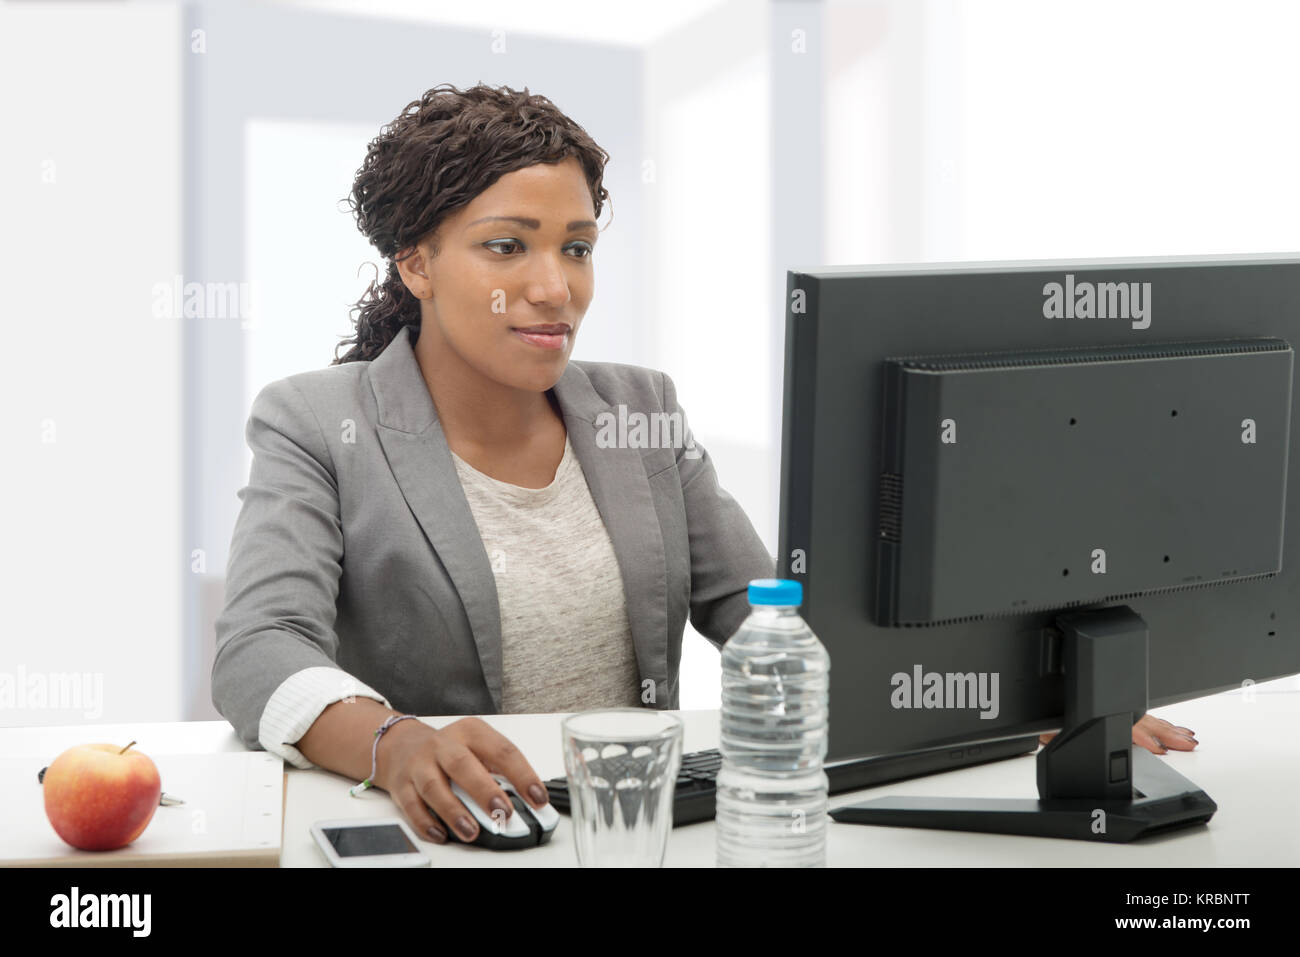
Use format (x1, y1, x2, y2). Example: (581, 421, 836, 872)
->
(747, 578, 802, 606)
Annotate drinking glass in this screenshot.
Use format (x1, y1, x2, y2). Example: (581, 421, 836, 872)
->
(561, 708, 683, 867)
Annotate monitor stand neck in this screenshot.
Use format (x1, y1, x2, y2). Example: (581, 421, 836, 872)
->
(830, 606, 1217, 842)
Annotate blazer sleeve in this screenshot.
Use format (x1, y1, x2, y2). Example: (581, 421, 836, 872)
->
(661, 372, 778, 649)
(211, 377, 357, 751)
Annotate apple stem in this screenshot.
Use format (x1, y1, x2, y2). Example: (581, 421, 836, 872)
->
(119, 740, 137, 755)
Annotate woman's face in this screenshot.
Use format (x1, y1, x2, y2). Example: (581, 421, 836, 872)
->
(398, 155, 598, 394)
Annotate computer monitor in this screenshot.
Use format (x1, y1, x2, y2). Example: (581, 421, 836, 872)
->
(777, 253, 1300, 841)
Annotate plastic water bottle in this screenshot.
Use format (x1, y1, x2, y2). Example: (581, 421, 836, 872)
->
(716, 578, 830, 867)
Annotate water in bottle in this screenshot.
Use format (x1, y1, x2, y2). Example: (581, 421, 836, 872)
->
(716, 578, 830, 867)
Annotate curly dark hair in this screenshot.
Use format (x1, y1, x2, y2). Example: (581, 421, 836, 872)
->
(331, 83, 612, 365)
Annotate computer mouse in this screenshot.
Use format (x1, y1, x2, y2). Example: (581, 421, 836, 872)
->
(441, 774, 559, 850)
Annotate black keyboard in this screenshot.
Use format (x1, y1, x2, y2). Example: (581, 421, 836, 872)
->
(544, 735, 1041, 826)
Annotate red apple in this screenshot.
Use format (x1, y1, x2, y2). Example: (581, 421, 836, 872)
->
(43, 741, 161, 851)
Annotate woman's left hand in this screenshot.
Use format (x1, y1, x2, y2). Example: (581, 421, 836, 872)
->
(1038, 714, 1198, 754)
(1131, 714, 1198, 754)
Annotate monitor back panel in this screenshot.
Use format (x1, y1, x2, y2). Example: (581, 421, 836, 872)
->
(777, 257, 1300, 763)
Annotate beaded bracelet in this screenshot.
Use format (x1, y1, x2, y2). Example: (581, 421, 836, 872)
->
(349, 713, 418, 797)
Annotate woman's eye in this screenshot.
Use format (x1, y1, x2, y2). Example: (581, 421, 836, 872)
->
(484, 240, 593, 259)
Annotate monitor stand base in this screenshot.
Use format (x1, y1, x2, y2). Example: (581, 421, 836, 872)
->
(830, 605, 1217, 843)
(830, 747, 1216, 842)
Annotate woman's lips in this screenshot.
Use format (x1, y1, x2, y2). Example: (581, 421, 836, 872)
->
(511, 327, 569, 351)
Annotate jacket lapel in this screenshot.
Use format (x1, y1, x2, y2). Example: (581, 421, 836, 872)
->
(552, 358, 671, 703)
(366, 326, 669, 712)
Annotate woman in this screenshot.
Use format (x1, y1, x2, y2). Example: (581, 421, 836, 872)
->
(212, 83, 1196, 849)
(211, 83, 775, 846)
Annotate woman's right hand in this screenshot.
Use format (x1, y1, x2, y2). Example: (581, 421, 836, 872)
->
(374, 716, 551, 844)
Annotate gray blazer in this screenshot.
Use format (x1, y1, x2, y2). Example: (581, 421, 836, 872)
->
(212, 324, 776, 751)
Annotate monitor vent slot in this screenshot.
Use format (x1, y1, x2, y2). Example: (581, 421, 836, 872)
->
(879, 473, 903, 543)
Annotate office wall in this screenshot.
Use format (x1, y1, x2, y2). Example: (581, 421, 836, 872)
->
(951, 0, 1300, 259)
(0, 3, 183, 727)
(824, 0, 1300, 263)
(644, 1, 776, 709)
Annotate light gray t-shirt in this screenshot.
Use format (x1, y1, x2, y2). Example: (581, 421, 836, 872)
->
(449, 434, 643, 713)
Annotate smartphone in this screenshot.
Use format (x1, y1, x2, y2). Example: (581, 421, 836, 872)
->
(310, 818, 431, 868)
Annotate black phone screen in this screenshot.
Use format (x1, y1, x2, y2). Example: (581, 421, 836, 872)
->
(323, 824, 418, 858)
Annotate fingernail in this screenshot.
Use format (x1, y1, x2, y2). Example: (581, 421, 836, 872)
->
(426, 824, 446, 843)
(489, 795, 511, 819)
(456, 816, 476, 841)
(529, 784, 548, 806)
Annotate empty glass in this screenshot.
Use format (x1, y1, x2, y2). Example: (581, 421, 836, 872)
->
(561, 708, 684, 867)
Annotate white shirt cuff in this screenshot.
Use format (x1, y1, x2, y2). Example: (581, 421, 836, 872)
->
(258, 667, 392, 770)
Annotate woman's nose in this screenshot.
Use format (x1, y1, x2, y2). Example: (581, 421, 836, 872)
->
(524, 253, 573, 307)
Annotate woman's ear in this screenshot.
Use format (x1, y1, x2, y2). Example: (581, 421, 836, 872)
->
(394, 245, 431, 299)
(396, 236, 441, 301)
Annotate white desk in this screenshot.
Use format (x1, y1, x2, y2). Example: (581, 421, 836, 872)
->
(3, 677, 1297, 866)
